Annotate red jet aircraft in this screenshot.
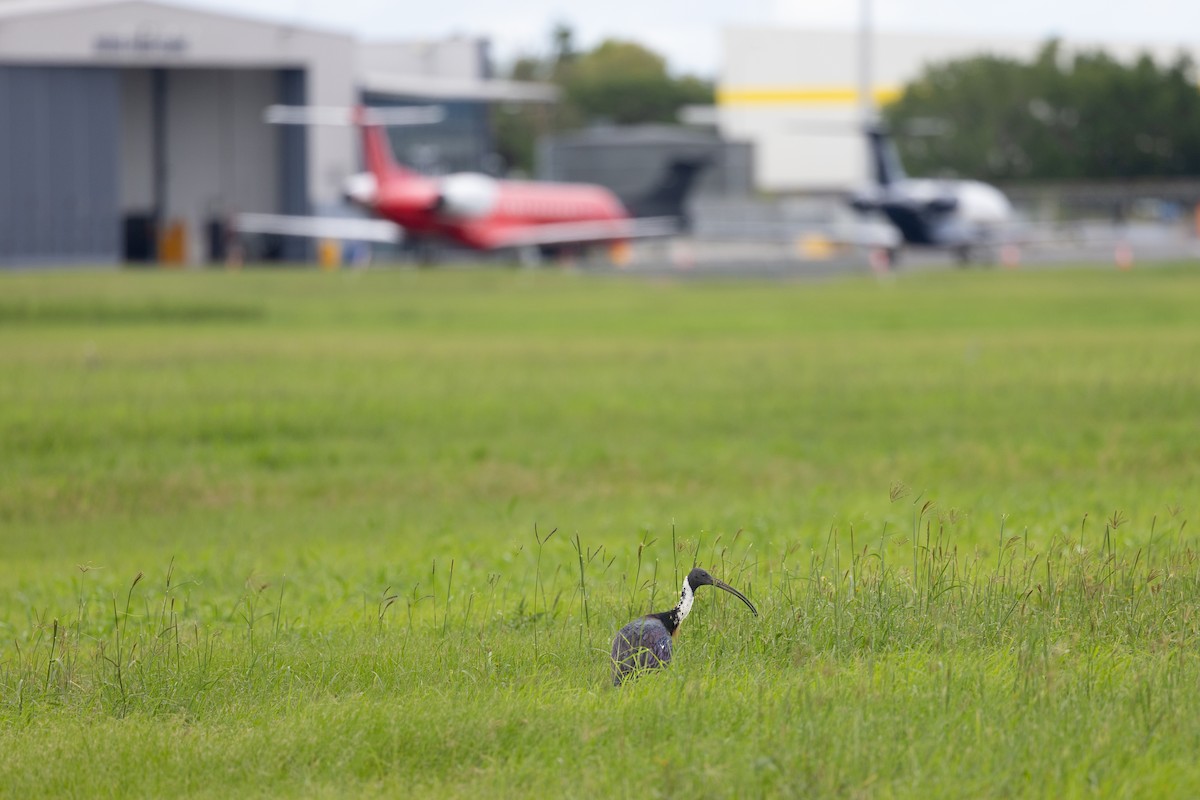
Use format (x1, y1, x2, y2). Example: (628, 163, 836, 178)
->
(236, 105, 704, 260)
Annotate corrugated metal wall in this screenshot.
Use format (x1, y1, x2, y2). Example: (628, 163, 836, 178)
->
(0, 66, 120, 266)
(537, 127, 754, 200)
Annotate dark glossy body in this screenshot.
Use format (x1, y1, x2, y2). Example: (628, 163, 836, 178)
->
(610, 614, 674, 685)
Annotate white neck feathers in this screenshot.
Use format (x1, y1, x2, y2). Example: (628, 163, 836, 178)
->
(675, 579, 695, 623)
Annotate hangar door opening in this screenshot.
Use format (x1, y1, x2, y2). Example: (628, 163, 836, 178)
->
(118, 67, 307, 264)
(0, 66, 121, 266)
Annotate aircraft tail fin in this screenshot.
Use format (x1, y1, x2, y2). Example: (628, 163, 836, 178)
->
(359, 120, 404, 182)
(625, 157, 710, 226)
(866, 124, 907, 187)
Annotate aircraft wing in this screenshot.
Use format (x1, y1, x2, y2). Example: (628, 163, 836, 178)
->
(474, 217, 680, 249)
(232, 213, 404, 243)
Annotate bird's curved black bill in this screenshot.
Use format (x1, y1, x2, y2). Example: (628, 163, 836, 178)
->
(713, 579, 758, 616)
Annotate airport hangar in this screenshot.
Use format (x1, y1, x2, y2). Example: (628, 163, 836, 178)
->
(0, 0, 554, 267)
(717, 26, 1200, 194)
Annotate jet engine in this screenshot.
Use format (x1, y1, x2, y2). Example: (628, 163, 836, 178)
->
(434, 173, 500, 219)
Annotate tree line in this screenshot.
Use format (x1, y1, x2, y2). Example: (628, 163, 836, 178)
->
(884, 40, 1200, 182)
(494, 25, 713, 174)
(496, 30, 1200, 183)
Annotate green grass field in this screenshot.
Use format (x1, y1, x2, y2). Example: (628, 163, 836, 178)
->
(2, 264, 1199, 797)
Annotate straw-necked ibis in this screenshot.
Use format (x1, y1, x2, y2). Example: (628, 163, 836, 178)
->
(610, 567, 757, 685)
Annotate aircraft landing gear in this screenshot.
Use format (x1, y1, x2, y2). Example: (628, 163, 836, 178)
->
(406, 236, 440, 267)
(516, 245, 542, 267)
(868, 246, 899, 273)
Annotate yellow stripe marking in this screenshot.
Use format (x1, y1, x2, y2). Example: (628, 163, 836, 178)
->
(717, 85, 903, 106)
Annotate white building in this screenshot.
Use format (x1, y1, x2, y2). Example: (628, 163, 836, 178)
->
(0, 0, 553, 265)
(717, 27, 1200, 193)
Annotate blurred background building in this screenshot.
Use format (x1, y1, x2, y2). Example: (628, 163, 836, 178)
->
(717, 26, 1200, 193)
(0, 0, 554, 266)
(361, 37, 556, 176)
(536, 125, 752, 227)
(1, 1, 1197, 267)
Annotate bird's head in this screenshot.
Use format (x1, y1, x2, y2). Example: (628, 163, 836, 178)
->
(685, 568, 758, 616)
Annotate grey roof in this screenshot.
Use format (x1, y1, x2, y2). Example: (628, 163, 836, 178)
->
(0, 0, 351, 35)
(0, 0, 558, 104)
(551, 124, 723, 148)
(360, 71, 558, 104)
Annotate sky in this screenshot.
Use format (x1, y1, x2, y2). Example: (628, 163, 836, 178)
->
(184, 0, 1200, 77)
